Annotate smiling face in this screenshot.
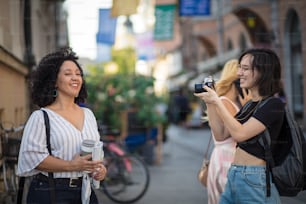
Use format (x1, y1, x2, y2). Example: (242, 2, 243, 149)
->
(237, 54, 260, 91)
(55, 60, 83, 98)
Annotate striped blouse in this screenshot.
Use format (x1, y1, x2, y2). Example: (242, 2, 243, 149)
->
(17, 107, 100, 178)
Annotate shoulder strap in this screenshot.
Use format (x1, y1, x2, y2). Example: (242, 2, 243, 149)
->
(261, 130, 274, 197)
(255, 97, 281, 197)
(17, 110, 56, 204)
(16, 176, 25, 204)
(42, 110, 52, 155)
(41, 110, 56, 204)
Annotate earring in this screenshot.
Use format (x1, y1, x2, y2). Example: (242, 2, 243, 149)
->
(53, 89, 58, 97)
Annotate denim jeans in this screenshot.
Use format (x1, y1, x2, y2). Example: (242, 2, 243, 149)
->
(27, 177, 98, 204)
(219, 165, 281, 204)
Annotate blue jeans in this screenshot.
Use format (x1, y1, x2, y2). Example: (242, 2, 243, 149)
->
(27, 177, 98, 204)
(219, 165, 281, 204)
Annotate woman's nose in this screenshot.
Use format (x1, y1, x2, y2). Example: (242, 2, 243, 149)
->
(237, 68, 242, 76)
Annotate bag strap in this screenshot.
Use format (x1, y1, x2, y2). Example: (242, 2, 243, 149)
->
(204, 134, 212, 160)
(16, 176, 25, 204)
(17, 110, 56, 204)
(261, 130, 274, 197)
(253, 96, 277, 197)
(42, 110, 56, 204)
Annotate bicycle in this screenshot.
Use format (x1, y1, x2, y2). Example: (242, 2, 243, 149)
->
(0, 122, 24, 203)
(98, 125, 150, 204)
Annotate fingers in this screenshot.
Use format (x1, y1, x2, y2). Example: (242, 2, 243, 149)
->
(82, 154, 92, 160)
(93, 164, 107, 180)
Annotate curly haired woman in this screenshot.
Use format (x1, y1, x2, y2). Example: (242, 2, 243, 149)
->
(17, 47, 106, 203)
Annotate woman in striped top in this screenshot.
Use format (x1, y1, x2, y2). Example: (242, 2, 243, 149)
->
(17, 47, 107, 203)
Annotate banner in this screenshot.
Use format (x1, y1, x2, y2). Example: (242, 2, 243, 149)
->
(154, 4, 176, 41)
(179, 0, 211, 16)
(96, 9, 117, 45)
(111, 0, 140, 17)
(96, 43, 112, 63)
(136, 32, 155, 61)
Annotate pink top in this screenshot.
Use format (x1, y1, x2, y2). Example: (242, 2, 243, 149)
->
(206, 96, 239, 204)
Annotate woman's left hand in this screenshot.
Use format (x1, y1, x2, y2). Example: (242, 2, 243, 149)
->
(92, 164, 107, 181)
(194, 85, 219, 104)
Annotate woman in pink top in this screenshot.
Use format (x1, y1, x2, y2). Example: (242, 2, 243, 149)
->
(205, 59, 249, 204)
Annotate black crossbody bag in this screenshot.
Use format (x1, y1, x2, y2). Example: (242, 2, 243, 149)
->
(17, 110, 56, 204)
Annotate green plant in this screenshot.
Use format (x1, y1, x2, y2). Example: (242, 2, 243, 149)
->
(85, 47, 166, 131)
(86, 70, 166, 131)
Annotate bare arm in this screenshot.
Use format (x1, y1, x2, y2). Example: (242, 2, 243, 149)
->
(195, 86, 266, 142)
(207, 98, 237, 141)
(36, 154, 102, 173)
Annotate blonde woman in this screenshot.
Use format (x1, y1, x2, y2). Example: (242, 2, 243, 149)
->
(205, 59, 249, 204)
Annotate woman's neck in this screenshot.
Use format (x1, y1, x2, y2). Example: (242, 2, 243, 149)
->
(49, 96, 77, 111)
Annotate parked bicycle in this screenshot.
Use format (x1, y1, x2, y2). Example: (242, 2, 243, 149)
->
(0, 122, 24, 203)
(98, 125, 150, 204)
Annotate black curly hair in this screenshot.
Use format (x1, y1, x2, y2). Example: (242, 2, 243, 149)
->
(30, 47, 87, 107)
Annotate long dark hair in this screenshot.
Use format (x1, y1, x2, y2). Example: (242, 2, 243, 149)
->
(238, 48, 281, 97)
(30, 47, 87, 107)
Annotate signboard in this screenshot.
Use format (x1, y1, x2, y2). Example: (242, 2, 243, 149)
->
(154, 4, 176, 41)
(179, 0, 211, 16)
(96, 9, 117, 45)
(136, 32, 155, 60)
(111, 0, 140, 17)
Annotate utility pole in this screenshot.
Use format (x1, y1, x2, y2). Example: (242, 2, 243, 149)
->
(217, 0, 224, 65)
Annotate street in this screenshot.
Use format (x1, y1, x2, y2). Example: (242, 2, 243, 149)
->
(96, 124, 306, 204)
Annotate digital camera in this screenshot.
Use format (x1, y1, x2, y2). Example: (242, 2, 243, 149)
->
(194, 76, 215, 93)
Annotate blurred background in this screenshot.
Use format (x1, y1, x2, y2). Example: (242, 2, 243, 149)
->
(1, 0, 306, 131)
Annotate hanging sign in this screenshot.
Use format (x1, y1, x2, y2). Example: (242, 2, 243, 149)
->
(154, 4, 176, 41)
(179, 0, 211, 16)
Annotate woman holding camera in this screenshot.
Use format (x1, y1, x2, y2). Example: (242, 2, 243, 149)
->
(195, 48, 284, 203)
(17, 47, 107, 203)
(202, 59, 249, 204)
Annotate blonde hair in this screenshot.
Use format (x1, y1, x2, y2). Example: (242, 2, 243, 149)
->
(215, 59, 239, 96)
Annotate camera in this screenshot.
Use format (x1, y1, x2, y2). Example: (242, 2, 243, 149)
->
(194, 76, 215, 93)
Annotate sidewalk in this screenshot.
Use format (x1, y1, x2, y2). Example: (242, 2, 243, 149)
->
(96, 124, 306, 203)
(97, 124, 209, 204)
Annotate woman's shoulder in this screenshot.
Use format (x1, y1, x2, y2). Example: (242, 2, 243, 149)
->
(262, 96, 285, 108)
(29, 109, 45, 118)
(220, 96, 240, 112)
(24, 109, 45, 126)
(82, 107, 96, 118)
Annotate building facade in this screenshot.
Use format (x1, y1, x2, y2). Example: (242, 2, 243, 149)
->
(0, 0, 68, 127)
(156, 0, 306, 128)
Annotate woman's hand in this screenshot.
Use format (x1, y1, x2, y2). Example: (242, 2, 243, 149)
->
(71, 154, 107, 180)
(92, 164, 107, 181)
(194, 85, 219, 104)
(70, 154, 102, 172)
(239, 88, 252, 106)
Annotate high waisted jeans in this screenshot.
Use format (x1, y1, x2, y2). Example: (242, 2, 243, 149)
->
(27, 177, 98, 204)
(219, 165, 281, 204)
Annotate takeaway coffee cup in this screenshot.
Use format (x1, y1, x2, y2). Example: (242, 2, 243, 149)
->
(81, 139, 96, 157)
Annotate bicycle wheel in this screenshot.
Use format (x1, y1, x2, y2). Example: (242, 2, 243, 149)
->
(1, 159, 18, 204)
(101, 154, 150, 204)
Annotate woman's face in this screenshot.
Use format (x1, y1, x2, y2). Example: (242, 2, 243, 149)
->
(55, 60, 83, 98)
(237, 54, 259, 90)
